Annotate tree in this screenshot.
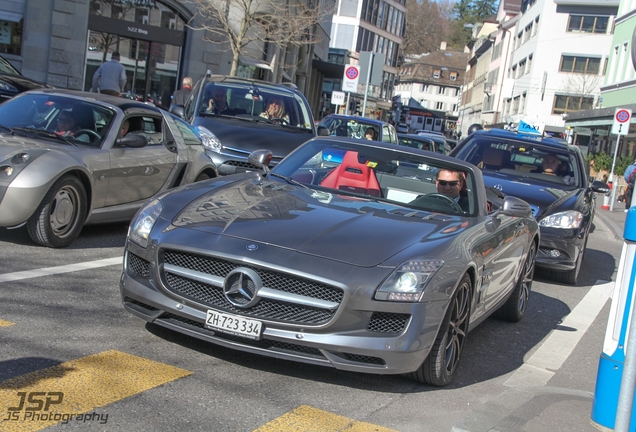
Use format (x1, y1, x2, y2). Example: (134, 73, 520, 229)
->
(560, 73, 601, 109)
(472, 0, 497, 21)
(186, 0, 335, 76)
(403, 0, 445, 55)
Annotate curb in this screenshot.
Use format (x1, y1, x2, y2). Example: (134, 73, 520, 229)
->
(594, 210, 624, 241)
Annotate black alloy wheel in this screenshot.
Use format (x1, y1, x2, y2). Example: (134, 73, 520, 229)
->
(408, 273, 471, 386)
(497, 242, 536, 322)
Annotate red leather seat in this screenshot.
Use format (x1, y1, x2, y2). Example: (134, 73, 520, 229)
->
(320, 151, 381, 196)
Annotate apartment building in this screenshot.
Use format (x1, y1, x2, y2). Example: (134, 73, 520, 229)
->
(564, 1, 636, 159)
(460, 0, 618, 137)
(395, 45, 469, 134)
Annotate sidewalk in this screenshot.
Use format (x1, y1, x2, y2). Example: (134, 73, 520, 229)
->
(450, 193, 624, 432)
(595, 192, 627, 240)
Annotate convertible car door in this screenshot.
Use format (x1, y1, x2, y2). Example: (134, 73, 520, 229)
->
(476, 214, 527, 310)
(103, 115, 178, 207)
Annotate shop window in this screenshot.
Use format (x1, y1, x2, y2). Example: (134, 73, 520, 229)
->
(0, 19, 23, 55)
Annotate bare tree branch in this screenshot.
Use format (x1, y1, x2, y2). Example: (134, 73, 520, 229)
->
(186, 0, 334, 76)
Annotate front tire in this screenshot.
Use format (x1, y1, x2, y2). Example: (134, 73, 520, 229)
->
(27, 175, 87, 248)
(408, 273, 471, 386)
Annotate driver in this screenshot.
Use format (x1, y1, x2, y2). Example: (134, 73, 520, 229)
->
(260, 96, 289, 122)
(55, 110, 80, 136)
(436, 168, 469, 211)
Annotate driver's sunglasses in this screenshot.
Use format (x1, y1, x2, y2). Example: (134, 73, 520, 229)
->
(58, 116, 72, 122)
(437, 180, 460, 187)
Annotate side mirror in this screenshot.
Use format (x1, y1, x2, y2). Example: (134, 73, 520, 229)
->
(589, 180, 610, 194)
(500, 196, 533, 218)
(169, 105, 185, 118)
(117, 133, 148, 148)
(486, 196, 532, 231)
(317, 125, 330, 136)
(248, 149, 273, 173)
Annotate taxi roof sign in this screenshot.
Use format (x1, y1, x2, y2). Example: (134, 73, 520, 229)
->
(517, 120, 543, 136)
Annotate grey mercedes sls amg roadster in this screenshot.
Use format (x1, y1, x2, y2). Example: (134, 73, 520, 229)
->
(120, 136, 539, 386)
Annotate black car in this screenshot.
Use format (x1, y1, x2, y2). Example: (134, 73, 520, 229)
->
(451, 128, 609, 284)
(0, 54, 49, 101)
(319, 114, 398, 144)
(398, 133, 450, 155)
(170, 74, 327, 176)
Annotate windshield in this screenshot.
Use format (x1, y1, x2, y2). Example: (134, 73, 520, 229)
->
(198, 82, 313, 131)
(454, 136, 580, 188)
(0, 93, 115, 147)
(272, 140, 477, 216)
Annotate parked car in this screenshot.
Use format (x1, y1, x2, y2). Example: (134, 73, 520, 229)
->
(0, 54, 50, 101)
(414, 129, 444, 137)
(170, 74, 327, 176)
(120, 136, 539, 386)
(451, 128, 610, 284)
(319, 114, 398, 144)
(417, 130, 454, 153)
(0, 89, 216, 247)
(398, 133, 450, 155)
(396, 123, 409, 133)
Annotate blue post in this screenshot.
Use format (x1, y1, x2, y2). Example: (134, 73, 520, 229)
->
(592, 207, 636, 430)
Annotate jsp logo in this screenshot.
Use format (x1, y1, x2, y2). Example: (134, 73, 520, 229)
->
(7, 391, 64, 411)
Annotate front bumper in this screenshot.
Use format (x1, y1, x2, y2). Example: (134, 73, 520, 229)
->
(535, 226, 585, 271)
(120, 239, 448, 376)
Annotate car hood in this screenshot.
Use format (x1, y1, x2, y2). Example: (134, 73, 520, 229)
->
(168, 177, 461, 267)
(193, 117, 315, 160)
(0, 134, 75, 158)
(483, 174, 581, 218)
(0, 73, 48, 94)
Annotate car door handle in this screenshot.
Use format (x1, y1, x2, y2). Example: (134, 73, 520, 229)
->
(165, 140, 178, 153)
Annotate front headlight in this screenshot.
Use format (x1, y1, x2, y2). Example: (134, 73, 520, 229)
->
(538, 210, 583, 229)
(0, 80, 17, 93)
(129, 199, 163, 248)
(195, 125, 222, 153)
(375, 259, 443, 302)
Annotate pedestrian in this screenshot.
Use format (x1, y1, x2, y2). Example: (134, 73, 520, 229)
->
(91, 51, 127, 97)
(625, 158, 636, 183)
(172, 77, 192, 106)
(626, 171, 636, 211)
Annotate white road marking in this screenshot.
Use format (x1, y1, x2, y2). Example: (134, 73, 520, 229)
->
(504, 280, 614, 388)
(0, 257, 122, 283)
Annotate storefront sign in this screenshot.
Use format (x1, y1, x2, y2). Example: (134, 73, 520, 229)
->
(88, 15, 184, 45)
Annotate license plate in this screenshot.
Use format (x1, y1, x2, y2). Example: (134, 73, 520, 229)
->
(205, 310, 262, 340)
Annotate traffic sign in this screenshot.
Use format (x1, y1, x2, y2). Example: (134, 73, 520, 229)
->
(331, 91, 345, 106)
(612, 108, 632, 136)
(342, 64, 360, 92)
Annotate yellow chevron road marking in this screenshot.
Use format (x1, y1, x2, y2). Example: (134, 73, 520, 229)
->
(0, 319, 15, 326)
(0, 349, 192, 431)
(254, 405, 398, 432)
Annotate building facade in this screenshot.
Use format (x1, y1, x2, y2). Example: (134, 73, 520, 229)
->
(460, 0, 618, 137)
(395, 46, 469, 134)
(564, 0, 636, 161)
(327, 0, 406, 118)
(0, 0, 334, 114)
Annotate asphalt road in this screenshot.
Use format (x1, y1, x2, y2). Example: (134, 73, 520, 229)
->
(0, 214, 623, 432)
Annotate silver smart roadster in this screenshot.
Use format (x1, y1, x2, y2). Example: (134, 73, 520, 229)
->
(120, 136, 539, 386)
(0, 89, 217, 247)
